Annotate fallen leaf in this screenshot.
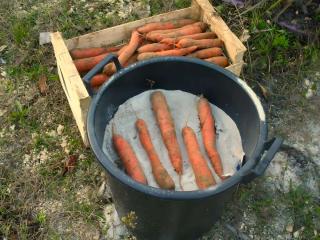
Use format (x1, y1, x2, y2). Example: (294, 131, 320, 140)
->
(257, 82, 269, 100)
(62, 155, 78, 176)
(0, 45, 7, 53)
(38, 75, 48, 95)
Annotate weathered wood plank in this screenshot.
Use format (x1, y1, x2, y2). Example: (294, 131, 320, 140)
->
(66, 7, 198, 50)
(51, 32, 90, 146)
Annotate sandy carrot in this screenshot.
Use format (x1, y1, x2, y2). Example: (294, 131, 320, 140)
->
(137, 19, 196, 33)
(205, 56, 229, 67)
(136, 119, 175, 190)
(176, 38, 223, 49)
(151, 91, 183, 175)
(160, 32, 217, 45)
(182, 126, 216, 189)
(74, 52, 112, 73)
(113, 133, 147, 184)
(90, 73, 110, 88)
(187, 47, 223, 59)
(103, 30, 142, 75)
(137, 43, 173, 53)
(198, 97, 224, 179)
(137, 46, 197, 61)
(70, 45, 123, 59)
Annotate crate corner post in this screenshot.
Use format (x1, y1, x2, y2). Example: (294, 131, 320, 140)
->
(51, 32, 91, 147)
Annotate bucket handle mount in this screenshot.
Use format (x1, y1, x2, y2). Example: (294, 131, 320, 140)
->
(241, 137, 283, 184)
(82, 54, 122, 96)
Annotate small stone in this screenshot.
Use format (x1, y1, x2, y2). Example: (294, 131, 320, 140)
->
(9, 125, 15, 131)
(47, 130, 57, 137)
(0, 109, 7, 117)
(286, 224, 294, 233)
(304, 79, 310, 86)
(97, 181, 106, 197)
(57, 124, 64, 135)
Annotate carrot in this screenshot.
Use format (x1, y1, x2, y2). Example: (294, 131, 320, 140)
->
(90, 73, 110, 88)
(113, 133, 147, 184)
(182, 126, 215, 189)
(70, 45, 123, 59)
(123, 53, 138, 67)
(176, 38, 223, 49)
(187, 47, 223, 59)
(151, 91, 183, 175)
(146, 23, 206, 42)
(160, 32, 217, 45)
(103, 30, 142, 75)
(137, 19, 196, 33)
(137, 46, 197, 61)
(137, 43, 173, 53)
(205, 56, 229, 67)
(117, 44, 128, 56)
(198, 97, 224, 179)
(74, 52, 112, 73)
(136, 119, 175, 190)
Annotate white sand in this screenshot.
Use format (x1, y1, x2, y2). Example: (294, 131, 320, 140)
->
(103, 89, 244, 191)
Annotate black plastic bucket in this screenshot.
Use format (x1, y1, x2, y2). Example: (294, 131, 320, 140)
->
(84, 55, 282, 240)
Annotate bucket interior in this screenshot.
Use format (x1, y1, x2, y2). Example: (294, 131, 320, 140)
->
(93, 60, 263, 161)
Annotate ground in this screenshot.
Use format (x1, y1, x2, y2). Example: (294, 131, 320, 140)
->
(0, 0, 319, 239)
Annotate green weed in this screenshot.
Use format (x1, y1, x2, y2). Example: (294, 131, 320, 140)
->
(283, 184, 320, 239)
(9, 101, 29, 126)
(174, 0, 191, 8)
(36, 211, 47, 225)
(11, 21, 30, 45)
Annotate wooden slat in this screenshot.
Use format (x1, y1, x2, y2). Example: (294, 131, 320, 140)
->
(192, 0, 247, 64)
(51, 32, 90, 147)
(65, 7, 198, 50)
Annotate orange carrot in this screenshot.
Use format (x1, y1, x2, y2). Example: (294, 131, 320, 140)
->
(70, 45, 123, 59)
(137, 43, 173, 53)
(160, 32, 217, 45)
(198, 97, 224, 179)
(136, 119, 175, 190)
(176, 38, 224, 49)
(74, 52, 111, 73)
(113, 134, 147, 184)
(137, 46, 197, 61)
(123, 53, 138, 67)
(91, 73, 110, 88)
(117, 44, 128, 56)
(146, 23, 206, 42)
(187, 47, 223, 59)
(205, 56, 229, 67)
(182, 126, 216, 189)
(137, 19, 196, 33)
(103, 30, 142, 75)
(151, 91, 183, 175)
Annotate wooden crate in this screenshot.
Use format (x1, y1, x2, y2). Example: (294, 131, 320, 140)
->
(51, 0, 246, 147)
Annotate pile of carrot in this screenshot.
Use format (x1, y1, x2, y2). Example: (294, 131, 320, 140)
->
(111, 91, 226, 191)
(70, 18, 230, 89)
